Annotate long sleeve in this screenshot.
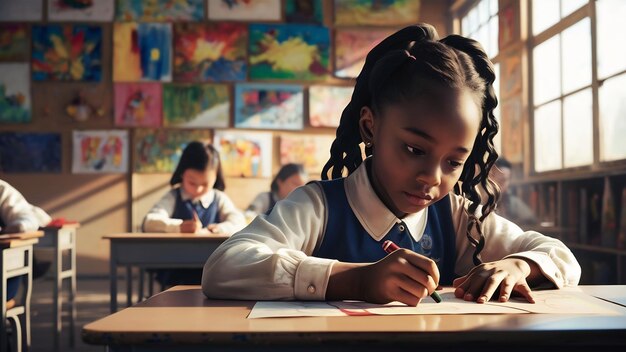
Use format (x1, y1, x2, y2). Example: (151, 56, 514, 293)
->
(450, 193, 581, 288)
(202, 183, 335, 300)
(212, 190, 247, 236)
(142, 189, 183, 233)
(0, 180, 42, 233)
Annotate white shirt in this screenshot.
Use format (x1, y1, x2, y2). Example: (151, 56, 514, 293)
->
(201, 162, 581, 300)
(142, 187, 246, 235)
(0, 179, 51, 233)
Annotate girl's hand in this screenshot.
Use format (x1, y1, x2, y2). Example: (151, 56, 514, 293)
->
(206, 224, 221, 234)
(452, 258, 536, 304)
(180, 212, 202, 233)
(358, 249, 440, 306)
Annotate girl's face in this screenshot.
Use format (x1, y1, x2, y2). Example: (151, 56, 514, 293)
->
(276, 173, 307, 200)
(181, 168, 217, 199)
(361, 90, 481, 217)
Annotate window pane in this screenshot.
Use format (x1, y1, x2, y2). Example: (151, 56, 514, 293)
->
(534, 101, 562, 172)
(563, 89, 593, 167)
(489, 0, 498, 16)
(599, 73, 626, 161)
(561, 18, 591, 94)
(597, 0, 626, 78)
(476, 24, 489, 55)
(561, 0, 587, 17)
(462, 17, 469, 36)
(533, 0, 560, 35)
(533, 35, 560, 106)
(493, 63, 502, 154)
(468, 7, 479, 34)
(488, 16, 499, 59)
(478, 0, 489, 23)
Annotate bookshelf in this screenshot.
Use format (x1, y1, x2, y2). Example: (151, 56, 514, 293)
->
(509, 171, 626, 285)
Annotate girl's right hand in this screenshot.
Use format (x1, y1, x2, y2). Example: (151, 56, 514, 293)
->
(358, 249, 440, 306)
(180, 212, 202, 233)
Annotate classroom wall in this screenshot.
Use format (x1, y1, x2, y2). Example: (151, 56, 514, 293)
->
(0, 0, 450, 276)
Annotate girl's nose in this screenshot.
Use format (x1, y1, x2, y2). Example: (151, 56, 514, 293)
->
(416, 162, 442, 187)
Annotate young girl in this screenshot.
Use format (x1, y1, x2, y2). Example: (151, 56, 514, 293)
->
(143, 141, 245, 235)
(246, 163, 308, 216)
(202, 24, 580, 305)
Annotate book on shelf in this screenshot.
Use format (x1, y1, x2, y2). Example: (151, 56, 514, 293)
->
(589, 190, 602, 246)
(617, 187, 626, 250)
(566, 187, 579, 242)
(600, 177, 617, 247)
(579, 188, 588, 244)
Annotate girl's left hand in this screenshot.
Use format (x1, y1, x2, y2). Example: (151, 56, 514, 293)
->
(452, 258, 536, 304)
(206, 224, 220, 234)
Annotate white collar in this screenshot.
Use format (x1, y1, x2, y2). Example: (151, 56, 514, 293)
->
(179, 188, 215, 209)
(343, 158, 427, 242)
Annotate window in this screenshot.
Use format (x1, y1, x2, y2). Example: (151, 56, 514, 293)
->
(530, 0, 626, 172)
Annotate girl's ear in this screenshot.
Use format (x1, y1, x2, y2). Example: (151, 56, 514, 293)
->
(359, 106, 375, 146)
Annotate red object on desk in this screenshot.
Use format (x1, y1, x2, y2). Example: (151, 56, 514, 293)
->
(46, 218, 79, 228)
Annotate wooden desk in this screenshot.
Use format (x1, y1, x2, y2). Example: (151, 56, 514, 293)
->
(82, 285, 626, 352)
(103, 233, 229, 313)
(1, 231, 43, 352)
(37, 224, 79, 351)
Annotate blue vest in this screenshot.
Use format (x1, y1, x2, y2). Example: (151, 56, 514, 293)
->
(172, 188, 220, 227)
(313, 178, 457, 285)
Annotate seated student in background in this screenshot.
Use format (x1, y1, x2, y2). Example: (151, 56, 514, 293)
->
(202, 24, 580, 306)
(1, 179, 52, 309)
(246, 163, 307, 216)
(490, 158, 537, 225)
(142, 141, 245, 286)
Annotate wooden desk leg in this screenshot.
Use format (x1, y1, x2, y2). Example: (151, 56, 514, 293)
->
(69, 230, 77, 348)
(126, 266, 132, 307)
(110, 242, 117, 313)
(53, 233, 62, 352)
(1, 255, 8, 352)
(25, 246, 33, 349)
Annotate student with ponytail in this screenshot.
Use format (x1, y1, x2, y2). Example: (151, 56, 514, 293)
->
(202, 24, 580, 305)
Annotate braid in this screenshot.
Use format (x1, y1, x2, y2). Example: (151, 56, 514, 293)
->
(321, 24, 438, 180)
(440, 35, 500, 265)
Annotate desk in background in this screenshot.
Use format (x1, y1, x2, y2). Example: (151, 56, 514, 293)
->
(82, 285, 626, 352)
(1, 231, 43, 352)
(103, 233, 229, 313)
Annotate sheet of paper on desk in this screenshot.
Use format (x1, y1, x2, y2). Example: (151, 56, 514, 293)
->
(248, 287, 619, 318)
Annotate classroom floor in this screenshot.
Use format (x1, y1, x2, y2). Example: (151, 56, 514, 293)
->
(29, 277, 118, 352)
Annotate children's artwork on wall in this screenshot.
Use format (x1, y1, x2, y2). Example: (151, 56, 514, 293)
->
(499, 4, 518, 50)
(334, 29, 391, 78)
(214, 130, 272, 178)
(333, 0, 421, 26)
(0, 0, 43, 21)
(309, 85, 352, 128)
(249, 24, 330, 80)
(32, 25, 102, 81)
(235, 83, 304, 130)
(113, 23, 172, 82)
(0, 63, 31, 124)
(173, 23, 247, 82)
(72, 130, 129, 173)
(133, 128, 212, 173)
(163, 84, 230, 128)
(207, 0, 281, 21)
(280, 134, 335, 175)
(0, 132, 61, 173)
(501, 51, 522, 99)
(501, 96, 523, 163)
(114, 83, 162, 127)
(48, 0, 115, 22)
(0, 24, 28, 61)
(286, 0, 323, 24)
(115, 0, 204, 21)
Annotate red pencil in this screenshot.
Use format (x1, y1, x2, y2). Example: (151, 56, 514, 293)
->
(382, 240, 443, 303)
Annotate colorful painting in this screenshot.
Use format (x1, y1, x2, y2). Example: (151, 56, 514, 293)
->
(0, 132, 61, 173)
(334, 29, 391, 78)
(501, 51, 522, 98)
(133, 128, 212, 173)
(235, 83, 303, 130)
(0, 24, 28, 61)
(163, 84, 230, 128)
(32, 25, 102, 81)
(115, 0, 204, 21)
(334, 0, 420, 26)
(501, 96, 523, 163)
(114, 83, 162, 127)
(214, 130, 272, 178)
(48, 0, 115, 21)
(113, 23, 172, 82)
(499, 4, 518, 49)
(280, 134, 335, 175)
(0, 64, 31, 123)
(0, 0, 43, 21)
(208, 0, 281, 21)
(249, 24, 330, 80)
(286, 0, 323, 23)
(309, 85, 353, 128)
(72, 130, 129, 173)
(174, 23, 247, 82)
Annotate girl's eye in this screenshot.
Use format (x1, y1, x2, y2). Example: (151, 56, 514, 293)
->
(405, 145, 425, 156)
(448, 160, 463, 168)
